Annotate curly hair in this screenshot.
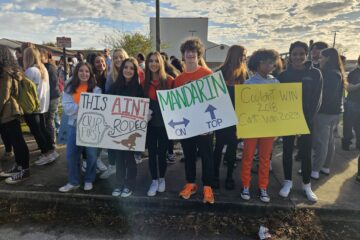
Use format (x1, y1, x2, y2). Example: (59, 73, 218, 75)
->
(180, 37, 205, 58)
(248, 49, 279, 72)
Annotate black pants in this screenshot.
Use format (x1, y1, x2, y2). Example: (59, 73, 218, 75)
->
(115, 151, 137, 189)
(0, 119, 29, 169)
(147, 126, 168, 179)
(168, 140, 174, 154)
(213, 126, 237, 180)
(0, 127, 12, 152)
(342, 101, 360, 148)
(283, 134, 312, 184)
(24, 113, 53, 154)
(181, 134, 214, 186)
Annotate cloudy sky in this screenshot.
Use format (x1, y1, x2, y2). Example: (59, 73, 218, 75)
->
(0, 0, 359, 59)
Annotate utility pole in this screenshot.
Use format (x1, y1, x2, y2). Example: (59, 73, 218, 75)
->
(156, 0, 160, 51)
(332, 31, 338, 48)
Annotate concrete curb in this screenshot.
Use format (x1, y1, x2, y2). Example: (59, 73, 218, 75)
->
(1, 189, 359, 220)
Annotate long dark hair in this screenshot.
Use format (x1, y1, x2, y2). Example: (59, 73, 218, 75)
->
(144, 52, 170, 97)
(66, 62, 96, 94)
(113, 57, 140, 95)
(218, 45, 247, 85)
(0, 45, 23, 82)
(321, 48, 346, 84)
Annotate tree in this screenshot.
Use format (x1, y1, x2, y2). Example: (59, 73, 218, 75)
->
(42, 41, 57, 47)
(102, 31, 152, 57)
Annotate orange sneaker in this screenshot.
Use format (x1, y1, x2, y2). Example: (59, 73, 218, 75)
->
(179, 183, 197, 199)
(203, 186, 214, 204)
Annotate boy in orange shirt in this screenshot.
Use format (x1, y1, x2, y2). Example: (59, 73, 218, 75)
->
(175, 38, 215, 204)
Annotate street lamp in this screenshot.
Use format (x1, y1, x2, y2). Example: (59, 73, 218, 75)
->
(204, 44, 225, 61)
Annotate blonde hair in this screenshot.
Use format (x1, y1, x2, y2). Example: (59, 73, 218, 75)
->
(23, 47, 47, 81)
(110, 48, 129, 82)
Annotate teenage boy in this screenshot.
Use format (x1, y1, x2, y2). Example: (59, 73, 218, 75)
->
(174, 37, 215, 204)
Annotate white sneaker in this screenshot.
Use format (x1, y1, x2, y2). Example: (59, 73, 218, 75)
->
(112, 188, 122, 197)
(99, 165, 116, 179)
(240, 187, 251, 201)
(121, 188, 132, 197)
(259, 189, 270, 203)
(50, 151, 60, 161)
(96, 158, 108, 172)
(147, 180, 159, 197)
(158, 178, 166, 192)
(59, 183, 80, 193)
(84, 182, 93, 191)
(311, 171, 319, 180)
(302, 183, 318, 202)
(320, 168, 330, 175)
(279, 180, 293, 198)
(35, 154, 52, 166)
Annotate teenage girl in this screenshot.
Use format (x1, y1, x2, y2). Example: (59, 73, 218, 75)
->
(107, 58, 144, 197)
(59, 62, 100, 192)
(142, 52, 174, 196)
(240, 49, 280, 203)
(213, 45, 248, 190)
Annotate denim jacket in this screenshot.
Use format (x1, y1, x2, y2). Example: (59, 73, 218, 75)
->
(62, 86, 101, 126)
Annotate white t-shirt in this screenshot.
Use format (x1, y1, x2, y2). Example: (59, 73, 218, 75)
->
(25, 66, 50, 113)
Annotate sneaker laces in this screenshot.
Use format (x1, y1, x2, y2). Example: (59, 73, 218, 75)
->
(242, 187, 250, 195)
(11, 170, 25, 181)
(260, 189, 268, 197)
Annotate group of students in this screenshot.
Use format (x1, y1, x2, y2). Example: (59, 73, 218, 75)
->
(0, 36, 358, 205)
(0, 44, 61, 184)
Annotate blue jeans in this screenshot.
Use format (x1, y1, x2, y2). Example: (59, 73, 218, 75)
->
(66, 125, 97, 185)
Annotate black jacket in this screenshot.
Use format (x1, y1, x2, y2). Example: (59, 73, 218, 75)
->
(318, 68, 343, 114)
(347, 67, 360, 104)
(108, 82, 144, 98)
(278, 64, 323, 127)
(44, 63, 60, 99)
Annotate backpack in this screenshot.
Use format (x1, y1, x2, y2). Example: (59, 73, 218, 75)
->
(11, 73, 40, 114)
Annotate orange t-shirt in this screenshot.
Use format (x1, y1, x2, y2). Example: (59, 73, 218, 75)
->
(174, 66, 213, 87)
(72, 83, 88, 104)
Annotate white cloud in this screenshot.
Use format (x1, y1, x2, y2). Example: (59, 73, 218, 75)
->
(0, 0, 359, 59)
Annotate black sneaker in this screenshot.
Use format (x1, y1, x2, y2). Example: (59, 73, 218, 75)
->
(356, 175, 360, 184)
(0, 164, 21, 177)
(5, 169, 30, 184)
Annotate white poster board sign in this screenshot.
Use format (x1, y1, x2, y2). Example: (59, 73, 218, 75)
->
(76, 92, 150, 151)
(156, 71, 238, 139)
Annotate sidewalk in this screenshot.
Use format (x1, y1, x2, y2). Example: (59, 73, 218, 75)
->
(0, 134, 359, 217)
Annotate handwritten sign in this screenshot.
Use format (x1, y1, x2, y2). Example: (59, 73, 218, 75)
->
(235, 83, 310, 138)
(76, 93, 150, 151)
(157, 71, 238, 139)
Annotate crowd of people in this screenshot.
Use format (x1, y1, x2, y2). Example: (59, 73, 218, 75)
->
(0, 37, 359, 205)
